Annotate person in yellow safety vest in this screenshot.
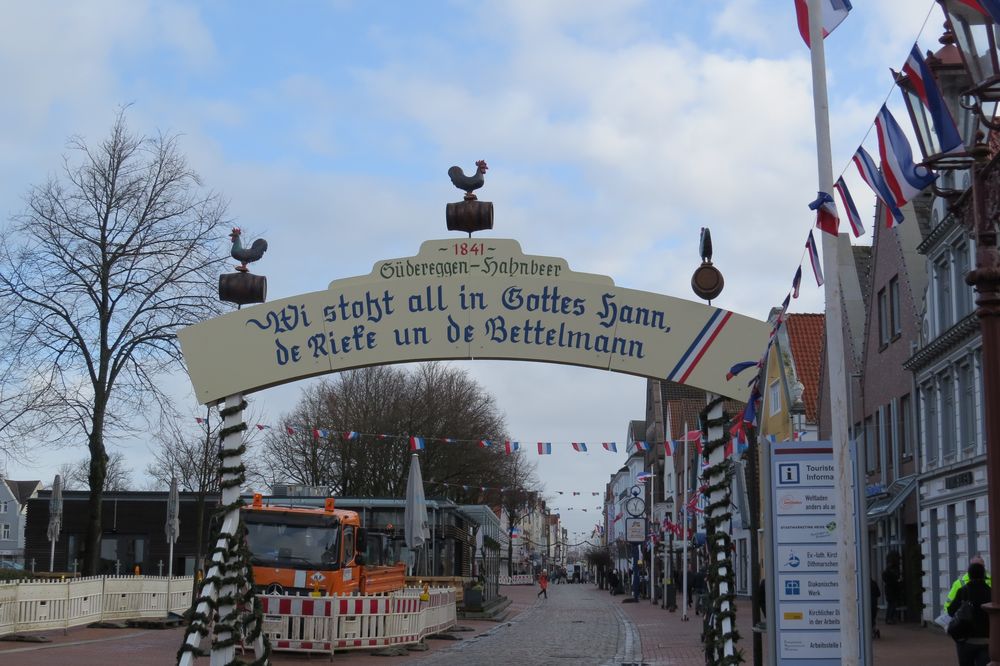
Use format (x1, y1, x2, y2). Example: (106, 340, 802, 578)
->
(943, 554, 992, 614)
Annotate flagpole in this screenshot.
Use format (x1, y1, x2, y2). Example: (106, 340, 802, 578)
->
(650, 460, 656, 606)
(806, 1, 861, 663)
(682, 421, 689, 622)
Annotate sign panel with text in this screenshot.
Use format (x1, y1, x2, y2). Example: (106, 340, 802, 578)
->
(769, 441, 844, 666)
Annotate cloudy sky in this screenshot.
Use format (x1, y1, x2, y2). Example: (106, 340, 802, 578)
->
(0, 0, 939, 538)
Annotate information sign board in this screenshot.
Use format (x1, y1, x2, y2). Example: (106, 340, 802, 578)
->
(768, 442, 843, 666)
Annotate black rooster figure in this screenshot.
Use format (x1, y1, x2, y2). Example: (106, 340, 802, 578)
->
(229, 227, 268, 273)
(448, 160, 488, 200)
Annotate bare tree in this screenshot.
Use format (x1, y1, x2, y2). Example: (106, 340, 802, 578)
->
(56, 451, 133, 491)
(0, 109, 228, 574)
(259, 363, 510, 498)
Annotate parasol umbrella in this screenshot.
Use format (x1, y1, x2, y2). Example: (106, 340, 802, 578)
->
(404, 454, 430, 575)
(47, 475, 62, 572)
(165, 477, 180, 577)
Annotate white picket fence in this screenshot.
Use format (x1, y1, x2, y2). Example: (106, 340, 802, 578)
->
(260, 587, 456, 654)
(0, 575, 193, 636)
(499, 574, 533, 585)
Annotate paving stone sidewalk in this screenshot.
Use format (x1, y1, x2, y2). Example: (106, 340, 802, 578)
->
(0, 582, 961, 665)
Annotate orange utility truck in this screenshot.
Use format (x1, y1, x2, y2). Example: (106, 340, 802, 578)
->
(243, 494, 406, 596)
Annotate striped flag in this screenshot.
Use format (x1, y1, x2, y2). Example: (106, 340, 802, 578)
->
(666, 309, 733, 384)
(663, 441, 673, 456)
(409, 436, 425, 451)
(806, 231, 824, 286)
(634, 441, 650, 451)
(727, 361, 757, 381)
(636, 471, 652, 483)
(478, 440, 492, 448)
(572, 442, 588, 452)
(439, 437, 455, 443)
(344, 431, 359, 440)
(602, 442, 618, 452)
(833, 177, 865, 238)
(505, 441, 521, 454)
(874, 105, 935, 219)
(792, 266, 803, 299)
(853, 145, 904, 226)
(809, 191, 840, 236)
(537, 442, 552, 455)
(313, 428, 330, 439)
(901, 45, 964, 158)
(795, 0, 852, 47)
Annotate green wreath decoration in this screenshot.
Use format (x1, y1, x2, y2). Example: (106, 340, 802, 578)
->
(698, 397, 744, 666)
(177, 399, 272, 665)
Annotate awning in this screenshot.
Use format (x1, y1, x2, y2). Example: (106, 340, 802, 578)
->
(866, 475, 917, 522)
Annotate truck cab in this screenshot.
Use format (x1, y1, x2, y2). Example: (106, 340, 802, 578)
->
(243, 494, 404, 596)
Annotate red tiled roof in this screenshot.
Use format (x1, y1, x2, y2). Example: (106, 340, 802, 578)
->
(785, 313, 825, 424)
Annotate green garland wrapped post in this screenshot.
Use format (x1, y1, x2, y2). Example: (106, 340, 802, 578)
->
(177, 394, 271, 666)
(700, 396, 743, 666)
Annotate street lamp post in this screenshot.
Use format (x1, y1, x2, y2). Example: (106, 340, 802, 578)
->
(931, 4, 1000, 663)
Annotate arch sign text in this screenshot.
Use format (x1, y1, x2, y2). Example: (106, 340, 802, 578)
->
(178, 239, 770, 404)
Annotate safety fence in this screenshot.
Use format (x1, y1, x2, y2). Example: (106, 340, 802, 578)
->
(499, 574, 533, 585)
(0, 575, 193, 636)
(259, 587, 456, 655)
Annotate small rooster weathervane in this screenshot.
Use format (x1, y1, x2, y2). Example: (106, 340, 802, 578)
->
(445, 160, 494, 236)
(229, 227, 268, 273)
(219, 227, 269, 306)
(448, 160, 488, 201)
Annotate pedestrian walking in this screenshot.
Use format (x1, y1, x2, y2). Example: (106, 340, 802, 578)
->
(870, 578, 881, 639)
(944, 554, 993, 615)
(882, 552, 903, 624)
(947, 561, 990, 666)
(537, 570, 549, 599)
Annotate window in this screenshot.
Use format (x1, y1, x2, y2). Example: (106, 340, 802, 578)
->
(900, 394, 913, 458)
(875, 408, 883, 472)
(889, 276, 901, 338)
(877, 288, 889, 347)
(768, 379, 781, 417)
(865, 415, 876, 472)
(1, 523, 9, 540)
(924, 384, 939, 466)
(343, 525, 355, 563)
(935, 257, 953, 332)
(0, 500, 7, 514)
(959, 363, 976, 453)
(941, 372, 956, 458)
(954, 240, 973, 317)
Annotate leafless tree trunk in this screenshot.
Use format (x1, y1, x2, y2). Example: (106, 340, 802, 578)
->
(0, 109, 228, 574)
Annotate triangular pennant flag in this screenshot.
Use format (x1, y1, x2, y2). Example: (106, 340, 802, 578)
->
(806, 231, 824, 286)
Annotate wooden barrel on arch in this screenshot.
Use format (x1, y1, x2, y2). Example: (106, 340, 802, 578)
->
(219, 272, 267, 306)
(446, 200, 494, 235)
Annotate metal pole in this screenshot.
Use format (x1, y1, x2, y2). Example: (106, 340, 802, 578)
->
(807, 1, 861, 662)
(966, 155, 1000, 666)
(682, 421, 690, 621)
(650, 460, 656, 605)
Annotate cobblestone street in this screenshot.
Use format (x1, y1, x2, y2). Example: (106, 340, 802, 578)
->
(0, 583, 960, 665)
